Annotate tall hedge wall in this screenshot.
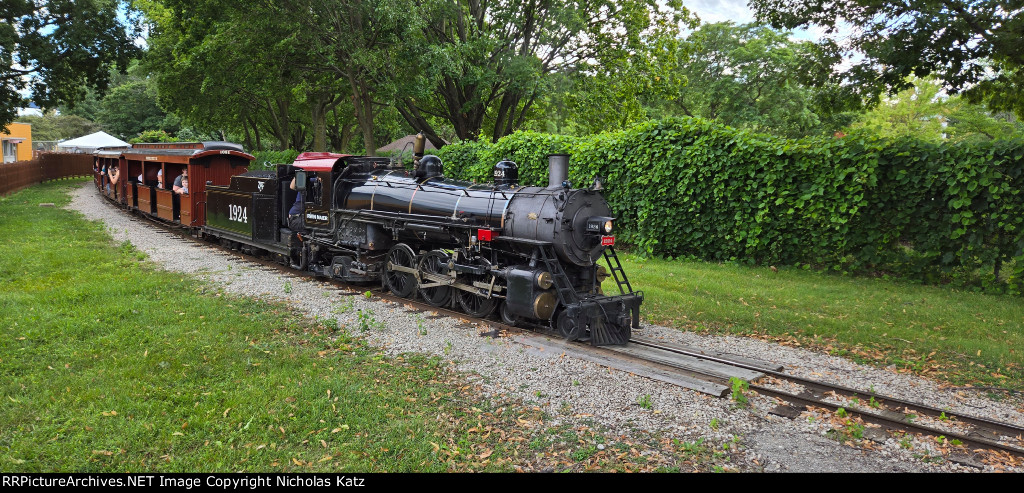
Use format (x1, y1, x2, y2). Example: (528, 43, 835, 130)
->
(435, 117, 1024, 292)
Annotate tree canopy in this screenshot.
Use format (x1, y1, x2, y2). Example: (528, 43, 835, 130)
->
(0, 0, 141, 128)
(15, 112, 101, 141)
(661, 22, 857, 138)
(750, 0, 1024, 117)
(393, 0, 692, 146)
(848, 77, 1024, 142)
(11, 0, 1015, 150)
(137, 0, 694, 152)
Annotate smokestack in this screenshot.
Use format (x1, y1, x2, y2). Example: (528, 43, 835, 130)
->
(547, 154, 569, 188)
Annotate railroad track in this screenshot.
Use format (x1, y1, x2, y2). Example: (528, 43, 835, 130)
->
(108, 196, 1024, 464)
(631, 336, 1024, 464)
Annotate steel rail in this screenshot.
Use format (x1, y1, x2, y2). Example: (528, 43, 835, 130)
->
(630, 336, 1024, 459)
(750, 384, 1024, 460)
(630, 336, 1024, 437)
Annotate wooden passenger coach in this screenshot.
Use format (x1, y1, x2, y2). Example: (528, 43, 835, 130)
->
(94, 147, 128, 200)
(95, 142, 254, 226)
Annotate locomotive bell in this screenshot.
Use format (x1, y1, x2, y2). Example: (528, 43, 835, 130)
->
(493, 159, 518, 188)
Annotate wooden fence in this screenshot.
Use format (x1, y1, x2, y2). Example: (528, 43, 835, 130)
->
(0, 153, 94, 196)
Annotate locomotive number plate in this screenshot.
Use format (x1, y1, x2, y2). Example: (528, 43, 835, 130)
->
(228, 204, 248, 223)
(601, 236, 615, 246)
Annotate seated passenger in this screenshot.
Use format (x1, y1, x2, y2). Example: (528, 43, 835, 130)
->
(177, 176, 189, 195)
(106, 165, 120, 197)
(157, 169, 164, 189)
(173, 169, 189, 194)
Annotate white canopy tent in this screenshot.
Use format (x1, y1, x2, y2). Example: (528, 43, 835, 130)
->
(56, 131, 130, 153)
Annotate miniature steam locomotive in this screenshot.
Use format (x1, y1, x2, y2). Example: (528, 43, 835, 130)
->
(95, 138, 642, 345)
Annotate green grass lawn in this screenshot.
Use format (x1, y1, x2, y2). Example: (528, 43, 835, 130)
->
(0, 181, 731, 473)
(0, 182, 540, 472)
(602, 254, 1024, 390)
(4, 180, 1019, 472)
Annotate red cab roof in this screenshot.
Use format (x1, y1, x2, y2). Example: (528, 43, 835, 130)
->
(293, 152, 349, 172)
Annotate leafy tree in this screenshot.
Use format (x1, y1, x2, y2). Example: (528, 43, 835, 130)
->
(15, 112, 102, 141)
(0, 0, 141, 128)
(285, 0, 420, 155)
(847, 77, 948, 141)
(99, 75, 178, 140)
(174, 126, 221, 142)
(660, 22, 856, 138)
(142, 0, 279, 149)
(129, 129, 175, 143)
(142, 0, 371, 152)
(944, 101, 1024, 142)
(325, 99, 361, 153)
(849, 77, 1024, 142)
(554, 7, 694, 135)
(750, 0, 1024, 117)
(58, 88, 104, 123)
(396, 0, 692, 147)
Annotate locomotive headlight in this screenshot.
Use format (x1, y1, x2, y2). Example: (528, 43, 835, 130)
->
(586, 216, 615, 235)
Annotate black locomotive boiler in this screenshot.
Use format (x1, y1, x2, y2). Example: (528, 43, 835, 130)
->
(201, 140, 642, 345)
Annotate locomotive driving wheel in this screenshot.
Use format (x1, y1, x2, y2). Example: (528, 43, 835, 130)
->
(384, 243, 418, 298)
(417, 250, 452, 307)
(457, 289, 496, 318)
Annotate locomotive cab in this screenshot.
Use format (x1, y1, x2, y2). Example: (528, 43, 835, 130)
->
(281, 153, 396, 279)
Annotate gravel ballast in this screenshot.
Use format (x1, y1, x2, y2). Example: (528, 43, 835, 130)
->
(67, 184, 1023, 472)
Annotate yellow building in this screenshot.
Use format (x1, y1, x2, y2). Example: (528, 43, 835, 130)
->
(2, 122, 33, 163)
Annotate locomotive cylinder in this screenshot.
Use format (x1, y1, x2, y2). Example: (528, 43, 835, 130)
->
(505, 267, 558, 320)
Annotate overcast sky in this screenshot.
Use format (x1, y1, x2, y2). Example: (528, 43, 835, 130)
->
(683, 0, 837, 44)
(685, 0, 757, 25)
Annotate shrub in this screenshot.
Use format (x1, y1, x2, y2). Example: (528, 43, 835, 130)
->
(437, 117, 1024, 292)
(250, 150, 301, 170)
